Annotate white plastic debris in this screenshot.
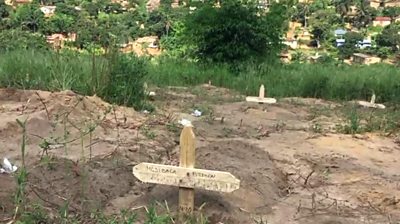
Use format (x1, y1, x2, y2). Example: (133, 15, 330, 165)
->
(142, 110, 150, 114)
(0, 158, 18, 174)
(191, 109, 202, 117)
(148, 91, 156, 96)
(179, 119, 192, 127)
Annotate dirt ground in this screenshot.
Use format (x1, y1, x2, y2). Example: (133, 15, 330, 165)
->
(0, 86, 399, 224)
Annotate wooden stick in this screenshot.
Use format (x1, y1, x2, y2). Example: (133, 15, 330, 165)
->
(259, 85, 265, 99)
(178, 126, 196, 216)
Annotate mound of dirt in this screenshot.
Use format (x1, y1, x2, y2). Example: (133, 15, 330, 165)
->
(27, 156, 145, 216)
(0, 88, 145, 161)
(132, 140, 288, 223)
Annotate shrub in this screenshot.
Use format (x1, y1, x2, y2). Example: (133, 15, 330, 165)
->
(183, 0, 288, 64)
(0, 29, 49, 52)
(99, 51, 148, 109)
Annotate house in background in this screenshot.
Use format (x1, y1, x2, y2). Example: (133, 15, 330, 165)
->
(334, 29, 347, 47)
(384, 0, 400, 7)
(46, 33, 77, 49)
(357, 38, 372, 49)
(369, 0, 382, 8)
(373, 17, 391, 26)
(40, 6, 56, 17)
(283, 38, 298, 49)
(352, 53, 381, 65)
(334, 29, 347, 38)
(5, 0, 32, 6)
(120, 36, 161, 56)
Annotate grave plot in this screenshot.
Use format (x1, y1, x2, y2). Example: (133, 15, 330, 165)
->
(1, 86, 400, 224)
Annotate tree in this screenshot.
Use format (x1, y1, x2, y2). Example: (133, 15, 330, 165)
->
(146, 9, 168, 37)
(82, 1, 101, 17)
(12, 4, 45, 32)
(0, 0, 10, 19)
(55, 3, 80, 18)
(44, 13, 74, 34)
(376, 24, 400, 52)
(290, 3, 308, 26)
(104, 3, 125, 14)
(376, 46, 391, 59)
(383, 7, 400, 21)
(339, 31, 363, 59)
(0, 29, 49, 51)
(183, 0, 288, 64)
(334, 0, 353, 21)
(352, 5, 377, 29)
(309, 9, 340, 42)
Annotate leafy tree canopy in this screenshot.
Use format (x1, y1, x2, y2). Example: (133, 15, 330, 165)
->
(0, 29, 49, 52)
(12, 3, 45, 32)
(376, 23, 400, 51)
(339, 31, 363, 59)
(183, 0, 289, 64)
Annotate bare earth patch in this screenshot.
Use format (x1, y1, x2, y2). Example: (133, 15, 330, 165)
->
(0, 86, 399, 223)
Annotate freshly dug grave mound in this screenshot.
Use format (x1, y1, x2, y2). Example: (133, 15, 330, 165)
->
(0, 88, 145, 160)
(134, 140, 288, 223)
(26, 155, 146, 217)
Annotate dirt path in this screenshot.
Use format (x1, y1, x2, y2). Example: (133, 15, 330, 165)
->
(0, 86, 399, 223)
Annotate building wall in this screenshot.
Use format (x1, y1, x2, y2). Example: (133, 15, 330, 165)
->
(372, 20, 391, 26)
(366, 57, 381, 65)
(369, 1, 381, 8)
(385, 1, 400, 7)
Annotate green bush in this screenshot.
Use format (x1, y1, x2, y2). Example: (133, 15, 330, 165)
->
(183, 0, 288, 64)
(100, 52, 148, 109)
(0, 49, 148, 109)
(0, 29, 49, 52)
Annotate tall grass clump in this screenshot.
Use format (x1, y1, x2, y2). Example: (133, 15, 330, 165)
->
(0, 49, 148, 109)
(99, 50, 148, 108)
(0, 49, 97, 92)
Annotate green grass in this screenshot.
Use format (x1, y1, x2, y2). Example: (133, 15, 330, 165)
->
(0, 49, 148, 109)
(148, 58, 400, 103)
(0, 49, 400, 105)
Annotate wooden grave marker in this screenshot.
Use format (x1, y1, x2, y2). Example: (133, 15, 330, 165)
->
(132, 124, 240, 215)
(246, 85, 277, 104)
(357, 93, 385, 109)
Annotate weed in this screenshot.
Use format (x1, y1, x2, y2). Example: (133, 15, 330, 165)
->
(16, 119, 27, 167)
(336, 106, 362, 134)
(166, 122, 180, 134)
(18, 203, 48, 224)
(14, 118, 28, 217)
(222, 127, 234, 137)
(311, 123, 323, 133)
(93, 209, 137, 224)
(145, 204, 171, 224)
(141, 126, 157, 139)
(40, 155, 57, 170)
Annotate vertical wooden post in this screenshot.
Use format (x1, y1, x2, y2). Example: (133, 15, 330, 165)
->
(179, 125, 196, 216)
(370, 93, 376, 104)
(259, 85, 265, 99)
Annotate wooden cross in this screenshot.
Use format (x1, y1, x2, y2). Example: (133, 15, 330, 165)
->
(132, 124, 240, 215)
(357, 93, 385, 109)
(246, 85, 277, 104)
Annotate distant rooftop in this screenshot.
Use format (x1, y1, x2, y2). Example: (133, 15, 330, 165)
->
(334, 29, 347, 35)
(374, 17, 391, 21)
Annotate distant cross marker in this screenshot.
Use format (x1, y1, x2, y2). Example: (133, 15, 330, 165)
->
(357, 93, 385, 109)
(246, 85, 277, 104)
(132, 124, 240, 215)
